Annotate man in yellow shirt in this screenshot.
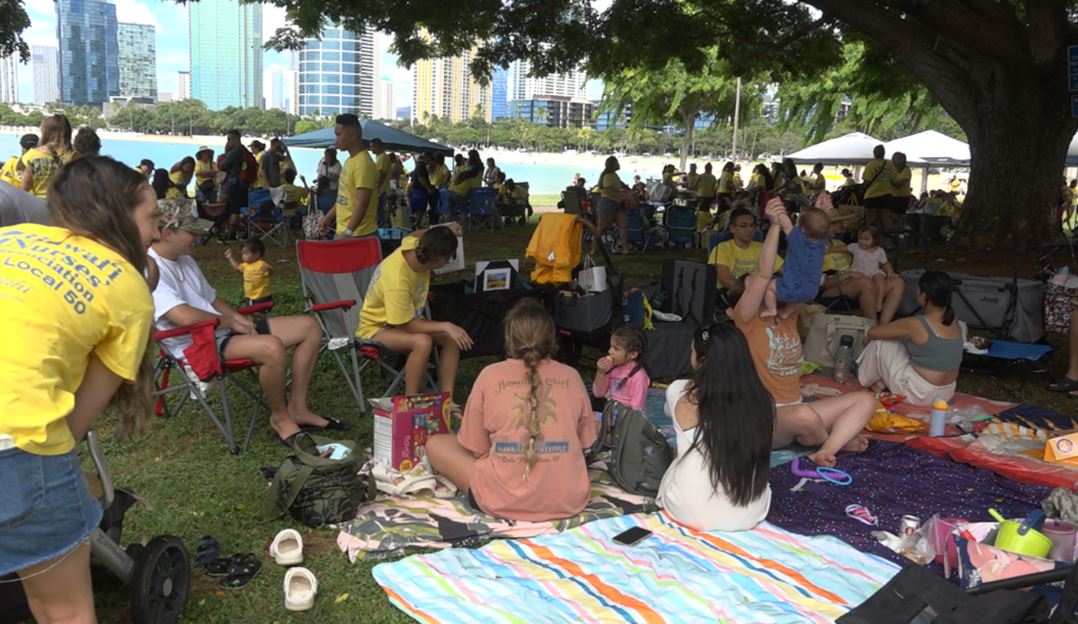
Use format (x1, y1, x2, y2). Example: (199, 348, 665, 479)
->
(695, 163, 718, 231)
(862, 144, 895, 229)
(684, 163, 699, 190)
(0, 134, 38, 186)
(707, 208, 784, 290)
(319, 114, 379, 238)
(371, 138, 392, 228)
(249, 140, 267, 190)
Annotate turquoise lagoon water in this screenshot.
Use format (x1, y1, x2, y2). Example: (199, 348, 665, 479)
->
(0, 133, 649, 197)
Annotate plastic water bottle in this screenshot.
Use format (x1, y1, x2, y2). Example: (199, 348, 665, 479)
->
(833, 335, 854, 384)
(929, 397, 949, 437)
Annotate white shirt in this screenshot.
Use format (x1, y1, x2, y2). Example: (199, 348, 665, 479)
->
(657, 380, 771, 531)
(148, 247, 229, 357)
(849, 244, 888, 278)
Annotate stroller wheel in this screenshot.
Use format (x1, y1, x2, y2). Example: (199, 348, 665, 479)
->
(129, 536, 190, 624)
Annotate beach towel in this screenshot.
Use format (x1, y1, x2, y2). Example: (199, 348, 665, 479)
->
(336, 467, 653, 561)
(766, 441, 1051, 566)
(373, 512, 900, 623)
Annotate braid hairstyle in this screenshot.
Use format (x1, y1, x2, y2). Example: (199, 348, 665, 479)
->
(502, 299, 557, 481)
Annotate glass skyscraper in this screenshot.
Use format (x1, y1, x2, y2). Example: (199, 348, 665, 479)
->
(491, 67, 508, 121)
(32, 46, 60, 105)
(297, 27, 376, 117)
(189, 0, 262, 110)
(117, 23, 156, 100)
(56, 0, 119, 105)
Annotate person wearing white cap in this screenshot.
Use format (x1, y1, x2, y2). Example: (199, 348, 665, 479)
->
(193, 145, 218, 203)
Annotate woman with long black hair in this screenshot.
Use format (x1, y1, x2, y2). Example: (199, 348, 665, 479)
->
(657, 323, 774, 531)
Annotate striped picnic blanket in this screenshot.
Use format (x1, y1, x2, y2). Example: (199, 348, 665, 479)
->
(373, 512, 900, 623)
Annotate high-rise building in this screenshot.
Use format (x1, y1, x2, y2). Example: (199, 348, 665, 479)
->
(176, 70, 191, 100)
(56, 0, 120, 105)
(374, 81, 394, 119)
(31, 46, 60, 105)
(117, 23, 156, 100)
(265, 66, 292, 111)
(0, 55, 17, 104)
(490, 67, 508, 121)
(297, 27, 376, 117)
(508, 96, 595, 129)
(412, 48, 493, 124)
(189, 0, 262, 110)
(509, 60, 587, 101)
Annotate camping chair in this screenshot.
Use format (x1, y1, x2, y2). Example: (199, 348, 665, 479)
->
(151, 302, 273, 454)
(612, 208, 655, 252)
(247, 187, 295, 247)
(664, 204, 697, 248)
(961, 340, 1056, 399)
(466, 187, 499, 232)
(295, 237, 432, 412)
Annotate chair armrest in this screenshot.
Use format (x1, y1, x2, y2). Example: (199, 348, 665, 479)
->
(237, 301, 274, 315)
(311, 299, 356, 313)
(154, 318, 220, 341)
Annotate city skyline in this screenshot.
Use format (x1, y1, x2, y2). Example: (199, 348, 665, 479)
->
(9, 0, 602, 112)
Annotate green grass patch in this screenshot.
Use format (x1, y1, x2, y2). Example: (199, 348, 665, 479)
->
(84, 226, 1073, 622)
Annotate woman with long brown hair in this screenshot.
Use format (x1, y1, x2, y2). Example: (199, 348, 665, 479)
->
(426, 300, 597, 521)
(19, 114, 73, 198)
(0, 156, 158, 621)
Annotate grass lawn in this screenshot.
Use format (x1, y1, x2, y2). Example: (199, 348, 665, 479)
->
(83, 221, 1074, 623)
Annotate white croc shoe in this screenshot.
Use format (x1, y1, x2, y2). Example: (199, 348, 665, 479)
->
(269, 528, 304, 566)
(284, 566, 318, 612)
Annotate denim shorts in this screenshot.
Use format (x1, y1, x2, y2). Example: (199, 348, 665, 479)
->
(0, 447, 102, 576)
(596, 197, 622, 215)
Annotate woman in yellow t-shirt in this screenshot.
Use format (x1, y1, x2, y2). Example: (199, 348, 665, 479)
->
(0, 156, 157, 620)
(193, 146, 219, 202)
(861, 144, 896, 229)
(887, 151, 913, 219)
(167, 156, 196, 199)
(592, 156, 630, 255)
(19, 114, 72, 199)
(359, 225, 471, 406)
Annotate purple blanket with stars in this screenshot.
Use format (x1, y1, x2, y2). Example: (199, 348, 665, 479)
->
(765, 440, 1051, 565)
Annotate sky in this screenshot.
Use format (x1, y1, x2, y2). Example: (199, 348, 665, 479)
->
(12, 0, 600, 110)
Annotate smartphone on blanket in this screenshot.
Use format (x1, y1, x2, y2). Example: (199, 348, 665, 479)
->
(613, 527, 653, 546)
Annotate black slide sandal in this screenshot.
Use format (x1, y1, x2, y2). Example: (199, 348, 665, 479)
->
(219, 554, 262, 589)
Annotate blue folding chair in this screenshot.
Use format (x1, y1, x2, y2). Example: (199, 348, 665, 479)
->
(664, 204, 697, 247)
(466, 187, 499, 231)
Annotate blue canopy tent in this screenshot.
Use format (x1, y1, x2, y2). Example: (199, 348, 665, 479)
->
(283, 120, 454, 156)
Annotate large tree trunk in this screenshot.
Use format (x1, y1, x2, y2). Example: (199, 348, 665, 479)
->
(679, 109, 698, 171)
(807, 0, 1078, 246)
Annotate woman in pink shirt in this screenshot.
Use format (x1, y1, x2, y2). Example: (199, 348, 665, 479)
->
(426, 300, 597, 521)
(593, 324, 650, 411)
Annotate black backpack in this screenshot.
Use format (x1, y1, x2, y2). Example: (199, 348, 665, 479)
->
(588, 401, 672, 497)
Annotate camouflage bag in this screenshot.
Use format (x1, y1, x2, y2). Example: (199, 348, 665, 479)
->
(263, 433, 373, 528)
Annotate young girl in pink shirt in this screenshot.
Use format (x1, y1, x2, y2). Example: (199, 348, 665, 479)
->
(425, 300, 597, 521)
(593, 325, 650, 412)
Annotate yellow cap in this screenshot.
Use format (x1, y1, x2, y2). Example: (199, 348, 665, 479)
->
(932, 399, 949, 410)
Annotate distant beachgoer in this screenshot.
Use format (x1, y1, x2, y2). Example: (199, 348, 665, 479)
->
(248, 140, 266, 190)
(19, 114, 72, 199)
(684, 163, 700, 191)
(733, 164, 744, 190)
(167, 157, 196, 199)
(316, 148, 341, 215)
(447, 150, 483, 223)
(72, 127, 101, 159)
(841, 168, 855, 188)
(193, 145, 218, 203)
(0, 133, 37, 186)
(484, 158, 502, 188)
(888, 152, 912, 222)
(370, 138, 391, 227)
(862, 144, 896, 229)
(136, 158, 155, 179)
(217, 129, 255, 239)
(592, 156, 630, 256)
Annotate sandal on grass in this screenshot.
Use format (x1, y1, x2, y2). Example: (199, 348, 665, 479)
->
(194, 535, 220, 568)
(206, 553, 245, 577)
(1048, 377, 1078, 393)
(219, 554, 262, 589)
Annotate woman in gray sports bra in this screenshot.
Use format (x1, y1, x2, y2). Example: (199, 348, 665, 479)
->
(856, 271, 966, 406)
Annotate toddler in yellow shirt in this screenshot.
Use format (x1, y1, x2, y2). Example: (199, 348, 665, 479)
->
(225, 237, 274, 305)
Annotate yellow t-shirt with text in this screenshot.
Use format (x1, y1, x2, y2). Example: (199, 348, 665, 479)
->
(357, 236, 428, 339)
(19, 147, 61, 199)
(238, 259, 272, 300)
(0, 224, 153, 455)
(335, 150, 379, 237)
(375, 152, 392, 194)
(696, 173, 717, 198)
(707, 240, 784, 282)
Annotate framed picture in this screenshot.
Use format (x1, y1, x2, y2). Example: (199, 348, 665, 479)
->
(482, 268, 512, 291)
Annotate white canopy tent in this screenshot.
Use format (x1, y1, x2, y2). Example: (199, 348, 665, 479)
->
(785, 132, 885, 165)
(884, 130, 970, 166)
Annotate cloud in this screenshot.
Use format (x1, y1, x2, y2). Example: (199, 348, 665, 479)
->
(113, 0, 158, 27)
(262, 5, 288, 41)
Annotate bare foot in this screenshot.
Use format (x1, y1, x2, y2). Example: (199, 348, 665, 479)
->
(271, 413, 301, 440)
(289, 406, 329, 428)
(841, 435, 870, 453)
(808, 450, 837, 467)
